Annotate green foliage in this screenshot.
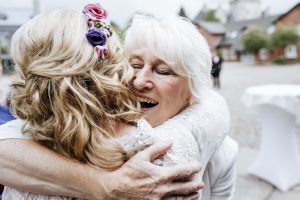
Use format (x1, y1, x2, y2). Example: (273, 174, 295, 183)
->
(273, 56, 286, 64)
(204, 10, 220, 22)
(178, 6, 188, 18)
(0, 47, 8, 54)
(242, 27, 269, 54)
(0, 41, 8, 54)
(271, 25, 300, 48)
(110, 21, 124, 41)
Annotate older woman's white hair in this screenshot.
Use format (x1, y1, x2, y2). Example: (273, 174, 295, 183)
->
(124, 15, 212, 102)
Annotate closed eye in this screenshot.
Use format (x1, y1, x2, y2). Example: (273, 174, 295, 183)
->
(156, 70, 173, 75)
(131, 63, 143, 69)
(155, 68, 177, 76)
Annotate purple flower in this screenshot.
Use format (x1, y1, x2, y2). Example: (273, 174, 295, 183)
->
(86, 28, 107, 47)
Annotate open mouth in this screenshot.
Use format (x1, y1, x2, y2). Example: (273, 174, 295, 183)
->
(137, 97, 159, 109)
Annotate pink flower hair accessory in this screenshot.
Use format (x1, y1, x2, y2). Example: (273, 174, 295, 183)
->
(83, 3, 108, 22)
(83, 3, 112, 60)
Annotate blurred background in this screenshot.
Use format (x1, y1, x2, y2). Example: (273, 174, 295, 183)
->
(1, 0, 300, 199)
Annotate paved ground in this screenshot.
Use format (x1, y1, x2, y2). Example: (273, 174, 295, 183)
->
(216, 62, 300, 200)
(1, 62, 300, 199)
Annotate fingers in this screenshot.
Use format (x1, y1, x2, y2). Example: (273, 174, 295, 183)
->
(164, 162, 202, 182)
(163, 192, 200, 200)
(137, 140, 173, 161)
(163, 180, 204, 196)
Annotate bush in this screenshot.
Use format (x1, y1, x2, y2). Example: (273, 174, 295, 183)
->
(271, 25, 300, 49)
(242, 27, 269, 54)
(273, 57, 286, 64)
(273, 56, 297, 65)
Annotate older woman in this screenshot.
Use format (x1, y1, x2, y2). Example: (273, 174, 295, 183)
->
(0, 5, 237, 200)
(124, 15, 237, 199)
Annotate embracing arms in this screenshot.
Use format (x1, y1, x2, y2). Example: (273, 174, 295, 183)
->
(0, 137, 203, 199)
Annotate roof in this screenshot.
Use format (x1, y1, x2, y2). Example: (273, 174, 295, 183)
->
(219, 15, 280, 51)
(0, 25, 20, 33)
(225, 14, 280, 32)
(274, 3, 300, 23)
(195, 21, 226, 34)
(193, 9, 207, 22)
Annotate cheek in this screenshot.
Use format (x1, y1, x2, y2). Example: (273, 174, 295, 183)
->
(162, 80, 190, 108)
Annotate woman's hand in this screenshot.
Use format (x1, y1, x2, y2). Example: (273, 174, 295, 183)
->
(90, 140, 204, 200)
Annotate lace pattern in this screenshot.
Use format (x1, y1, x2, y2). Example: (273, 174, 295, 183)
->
(2, 187, 69, 200)
(2, 118, 202, 200)
(2, 91, 229, 200)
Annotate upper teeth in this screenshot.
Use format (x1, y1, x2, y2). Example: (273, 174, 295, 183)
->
(138, 97, 157, 104)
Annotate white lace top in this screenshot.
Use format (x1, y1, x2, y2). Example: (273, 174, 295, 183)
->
(1, 90, 230, 200)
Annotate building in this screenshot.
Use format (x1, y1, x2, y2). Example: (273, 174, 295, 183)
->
(218, 15, 279, 62)
(193, 2, 300, 63)
(193, 20, 226, 53)
(273, 3, 300, 61)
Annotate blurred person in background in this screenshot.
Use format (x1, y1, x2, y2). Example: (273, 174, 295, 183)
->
(0, 61, 14, 125)
(211, 52, 223, 89)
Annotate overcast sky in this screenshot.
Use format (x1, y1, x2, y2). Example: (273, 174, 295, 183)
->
(0, 0, 299, 26)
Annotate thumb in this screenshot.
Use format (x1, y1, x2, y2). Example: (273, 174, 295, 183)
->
(138, 140, 172, 161)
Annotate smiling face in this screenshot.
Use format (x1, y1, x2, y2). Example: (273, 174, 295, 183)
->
(130, 46, 191, 127)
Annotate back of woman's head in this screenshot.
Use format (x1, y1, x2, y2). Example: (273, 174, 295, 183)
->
(10, 9, 140, 169)
(124, 15, 212, 101)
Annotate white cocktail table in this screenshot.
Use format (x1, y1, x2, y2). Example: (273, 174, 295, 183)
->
(242, 84, 300, 191)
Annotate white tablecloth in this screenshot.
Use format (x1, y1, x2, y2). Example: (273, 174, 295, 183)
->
(242, 84, 300, 191)
(243, 84, 300, 119)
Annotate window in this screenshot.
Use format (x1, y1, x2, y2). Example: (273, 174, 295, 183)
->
(267, 25, 275, 34)
(230, 31, 238, 39)
(259, 48, 268, 60)
(284, 45, 298, 59)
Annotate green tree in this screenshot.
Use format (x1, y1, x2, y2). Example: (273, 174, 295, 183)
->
(271, 25, 300, 49)
(204, 10, 220, 22)
(110, 21, 124, 41)
(178, 6, 188, 18)
(242, 27, 269, 54)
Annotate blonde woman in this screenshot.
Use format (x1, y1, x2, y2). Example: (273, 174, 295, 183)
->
(1, 4, 203, 199)
(0, 4, 236, 200)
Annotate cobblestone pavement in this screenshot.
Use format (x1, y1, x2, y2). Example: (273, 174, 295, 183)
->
(216, 62, 300, 200)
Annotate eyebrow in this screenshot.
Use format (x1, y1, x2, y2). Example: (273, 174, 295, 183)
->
(129, 54, 167, 66)
(152, 59, 166, 67)
(129, 55, 143, 62)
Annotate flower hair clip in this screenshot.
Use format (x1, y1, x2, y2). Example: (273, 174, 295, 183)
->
(83, 3, 112, 60)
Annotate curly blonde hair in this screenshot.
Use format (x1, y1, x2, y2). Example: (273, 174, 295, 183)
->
(10, 10, 141, 170)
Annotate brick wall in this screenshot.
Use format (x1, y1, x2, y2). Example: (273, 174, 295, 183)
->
(275, 4, 300, 61)
(276, 5, 300, 26)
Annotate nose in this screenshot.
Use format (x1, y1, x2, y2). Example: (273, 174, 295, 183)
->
(133, 68, 153, 91)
